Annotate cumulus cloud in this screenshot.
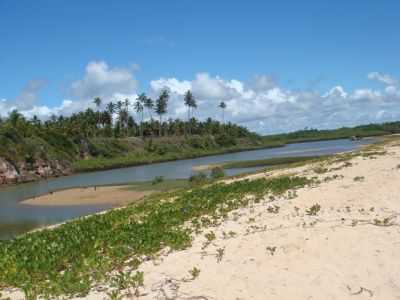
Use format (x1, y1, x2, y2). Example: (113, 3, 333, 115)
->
(70, 61, 138, 100)
(14, 79, 47, 110)
(0, 61, 139, 119)
(148, 72, 400, 133)
(1, 62, 400, 134)
(368, 72, 398, 86)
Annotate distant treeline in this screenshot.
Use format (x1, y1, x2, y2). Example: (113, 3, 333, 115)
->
(264, 122, 400, 144)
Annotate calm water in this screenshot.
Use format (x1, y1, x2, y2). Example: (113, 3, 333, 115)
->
(0, 138, 373, 239)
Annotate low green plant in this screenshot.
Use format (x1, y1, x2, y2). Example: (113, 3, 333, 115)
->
(189, 172, 209, 186)
(0, 175, 311, 298)
(266, 246, 277, 256)
(353, 176, 365, 182)
(106, 290, 124, 300)
(306, 203, 321, 216)
(267, 205, 280, 214)
(313, 166, 328, 174)
(216, 248, 225, 263)
(373, 218, 391, 226)
(188, 267, 201, 280)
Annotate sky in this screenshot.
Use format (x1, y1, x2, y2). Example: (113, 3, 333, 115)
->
(0, 0, 399, 134)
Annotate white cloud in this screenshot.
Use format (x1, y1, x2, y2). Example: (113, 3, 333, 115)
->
(191, 73, 241, 100)
(150, 78, 191, 95)
(1, 63, 400, 134)
(14, 79, 47, 110)
(250, 75, 277, 91)
(70, 61, 138, 100)
(323, 86, 347, 98)
(368, 72, 398, 86)
(148, 72, 400, 133)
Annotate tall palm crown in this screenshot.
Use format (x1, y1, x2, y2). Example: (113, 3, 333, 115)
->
(116, 101, 123, 112)
(144, 97, 154, 119)
(124, 98, 130, 109)
(155, 89, 169, 136)
(134, 100, 144, 113)
(219, 101, 227, 124)
(106, 102, 115, 115)
(134, 99, 144, 137)
(137, 93, 147, 104)
(184, 90, 197, 134)
(93, 97, 102, 109)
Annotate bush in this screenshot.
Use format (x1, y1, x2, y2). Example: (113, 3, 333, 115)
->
(210, 166, 225, 179)
(152, 176, 164, 185)
(215, 133, 237, 147)
(189, 172, 209, 186)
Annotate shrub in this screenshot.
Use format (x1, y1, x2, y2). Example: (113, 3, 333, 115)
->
(215, 133, 236, 147)
(306, 203, 321, 216)
(189, 172, 209, 186)
(152, 176, 164, 185)
(210, 166, 225, 179)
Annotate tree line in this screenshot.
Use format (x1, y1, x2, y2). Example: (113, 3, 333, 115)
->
(0, 89, 253, 141)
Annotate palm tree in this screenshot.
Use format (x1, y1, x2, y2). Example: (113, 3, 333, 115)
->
(116, 100, 123, 112)
(93, 97, 102, 109)
(155, 89, 169, 137)
(106, 102, 115, 127)
(144, 96, 154, 120)
(124, 98, 130, 111)
(115, 100, 123, 134)
(9, 109, 22, 127)
(93, 97, 102, 133)
(184, 90, 197, 135)
(134, 99, 144, 138)
(219, 101, 227, 124)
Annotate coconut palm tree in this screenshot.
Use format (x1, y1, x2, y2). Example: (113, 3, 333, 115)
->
(93, 97, 102, 109)
(219, 101, 227, 124)
(144, 96, 154, 120)
(155, 89, 169, 137)
(134, 99, 144, 138)
(184, 90, 197, 135)
(93, 97, 102, 133)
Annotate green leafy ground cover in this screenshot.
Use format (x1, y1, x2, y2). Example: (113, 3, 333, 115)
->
(0, 175, 312, 298)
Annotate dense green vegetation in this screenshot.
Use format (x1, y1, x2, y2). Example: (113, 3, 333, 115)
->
(0, 90, 260, 177)
(0, 175, 312, 298)
(264, 122, 400, 144)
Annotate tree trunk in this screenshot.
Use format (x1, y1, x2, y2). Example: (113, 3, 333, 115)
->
(159, 116, 162, 137)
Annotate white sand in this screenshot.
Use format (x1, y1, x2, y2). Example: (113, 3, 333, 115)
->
(4, 139, 400, 299)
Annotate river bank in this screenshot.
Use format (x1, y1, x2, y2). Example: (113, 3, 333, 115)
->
(0, 131, 383, 189)
(1, 136, 399, 299)
(0, 136, 277, 188)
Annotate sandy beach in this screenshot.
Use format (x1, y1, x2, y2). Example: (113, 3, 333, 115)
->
(96, 139, 400, 299)
(21, 185, 154, 206)
(4, 138, 400, 299)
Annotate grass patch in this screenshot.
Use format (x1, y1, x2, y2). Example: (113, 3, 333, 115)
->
(0, 175, 312, 298)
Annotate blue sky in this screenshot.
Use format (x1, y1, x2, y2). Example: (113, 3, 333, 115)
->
(1, 0, 400, 133)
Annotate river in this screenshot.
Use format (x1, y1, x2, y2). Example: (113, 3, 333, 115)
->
(0, 138, 373, 239)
